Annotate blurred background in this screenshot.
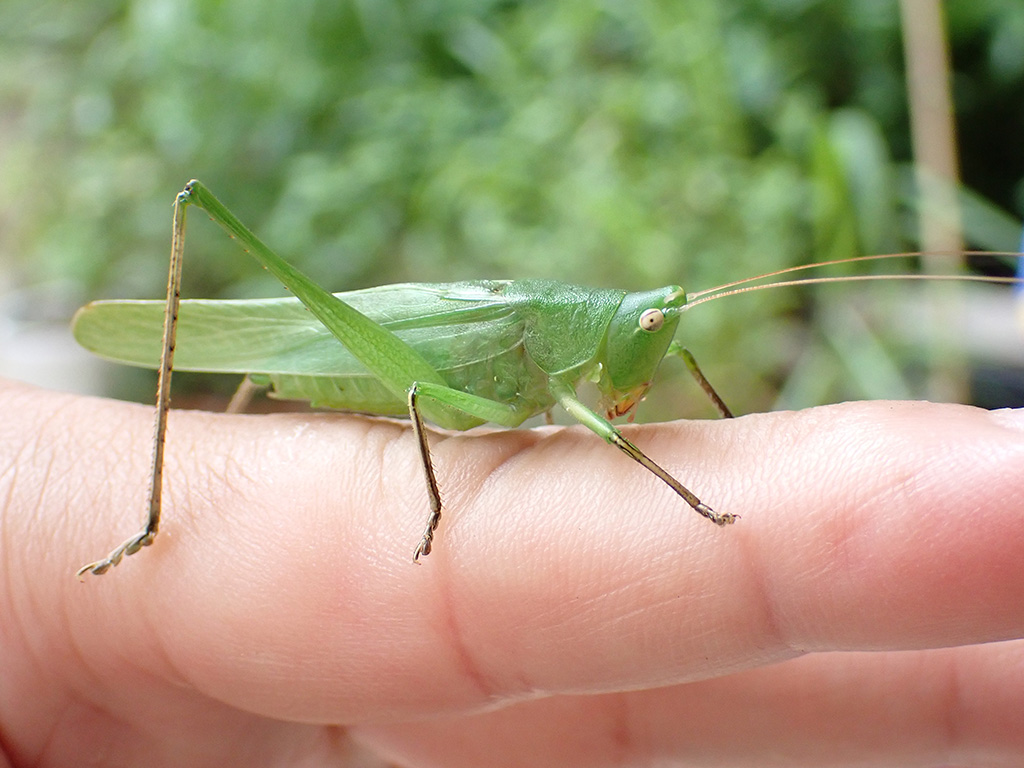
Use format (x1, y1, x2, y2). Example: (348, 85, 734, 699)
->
(1, 0, 1022, 419)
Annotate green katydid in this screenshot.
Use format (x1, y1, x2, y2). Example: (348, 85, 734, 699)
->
(72, 180, 1022, 577)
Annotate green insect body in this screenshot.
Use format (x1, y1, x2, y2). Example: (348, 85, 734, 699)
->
(74, 280, 685, 426)
(74, 180, 726, 578)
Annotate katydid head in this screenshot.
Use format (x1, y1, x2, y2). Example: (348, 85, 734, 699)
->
(599, 286, 689, 418)
(596, 252, 1023, 421)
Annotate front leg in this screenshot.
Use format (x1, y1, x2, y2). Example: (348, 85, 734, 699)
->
(550, 378, 737, 527)
(667, 342, 734, 419)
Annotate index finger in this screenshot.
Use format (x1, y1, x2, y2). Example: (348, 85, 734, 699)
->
(7, 383, 1024, 724)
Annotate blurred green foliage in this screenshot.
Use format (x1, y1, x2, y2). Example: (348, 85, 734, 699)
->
(1, 0, 1022, 415)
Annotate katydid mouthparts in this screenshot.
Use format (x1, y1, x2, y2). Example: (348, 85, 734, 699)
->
(72, 180, 1022, 577)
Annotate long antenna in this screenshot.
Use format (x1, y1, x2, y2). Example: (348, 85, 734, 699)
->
(684, 251, 1023, 310)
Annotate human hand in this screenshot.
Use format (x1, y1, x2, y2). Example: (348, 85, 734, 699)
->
(1, 377, 1022, 767)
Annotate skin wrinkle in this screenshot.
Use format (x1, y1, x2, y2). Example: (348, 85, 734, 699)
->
(56, 511, 156, 758)
(68, 587, 169, 727)
(815, 466, 910, 635)
(156, 408, 505, 720)
(418, 426, 543, 708)
(472, 421, 742, 698)
(416, 421, 567, 707)
(802, 495, 873, 645)
(217, 421, 265, 506)
(61, 635, 274, 767)
(606, 690, 637, 765)
(40, 701, 120, 767)
(653, 417, 794, 663)
(135, 568, 196, 719)
(675, 418, 798, 659)
(433, 541, 497, 708)
(940, 649, 969, 765)
(732, 509, 790, 658)
(507, 423, 724, 696)
(880, 414, 1017, 648)
(764, 410, 921, 651)
(473, 429, 616, 697)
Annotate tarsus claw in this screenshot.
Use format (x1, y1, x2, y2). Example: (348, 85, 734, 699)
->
(76, 530, 155, 579)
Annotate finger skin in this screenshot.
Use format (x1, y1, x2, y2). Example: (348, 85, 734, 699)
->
(1, 379, 1022, 765)
(356, 641, 1024, 768)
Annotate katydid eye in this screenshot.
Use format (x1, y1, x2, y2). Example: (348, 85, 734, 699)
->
(638, 308, 664, 332)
